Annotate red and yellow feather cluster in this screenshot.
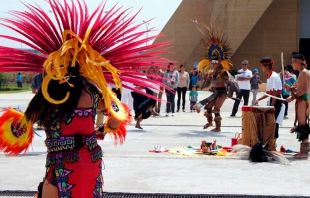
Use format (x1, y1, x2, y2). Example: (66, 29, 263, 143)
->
(0, 108, 34, 155)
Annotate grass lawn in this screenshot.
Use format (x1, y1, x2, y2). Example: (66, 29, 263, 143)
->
(0, 84, 31, 93)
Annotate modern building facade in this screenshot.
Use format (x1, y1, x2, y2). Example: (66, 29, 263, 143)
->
(154, 0, 308, 81)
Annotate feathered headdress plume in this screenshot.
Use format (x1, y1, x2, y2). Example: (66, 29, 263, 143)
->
(192, 21, 233, 76)
(0, 0, 171, 154)
(232, 144, 290, 165)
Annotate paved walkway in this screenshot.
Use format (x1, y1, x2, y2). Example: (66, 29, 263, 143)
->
(0, 91, 309, 197)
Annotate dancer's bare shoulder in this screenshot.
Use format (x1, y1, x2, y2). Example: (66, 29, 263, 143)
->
(298, 69, 310, 86)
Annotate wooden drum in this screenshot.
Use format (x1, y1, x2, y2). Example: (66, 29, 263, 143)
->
(241, 106, 276, 151)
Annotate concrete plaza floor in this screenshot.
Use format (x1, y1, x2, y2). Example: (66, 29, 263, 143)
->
(0, 91, 310, 197)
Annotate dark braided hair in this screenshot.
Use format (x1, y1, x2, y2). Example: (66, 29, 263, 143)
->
(24, 63, 100, 124)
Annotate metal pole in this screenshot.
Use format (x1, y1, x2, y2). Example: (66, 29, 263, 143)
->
(143, 21, 149, 46)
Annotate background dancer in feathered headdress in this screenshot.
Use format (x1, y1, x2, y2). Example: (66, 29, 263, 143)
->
(191, 21, 238, 132)
(0, 0, 170, 197)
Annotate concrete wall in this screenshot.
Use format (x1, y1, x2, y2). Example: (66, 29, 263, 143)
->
(231, 0, 299, 81)
(153, 0, 300, 82)
(152, 0, 212, 70)
(300, 0, 310, 38)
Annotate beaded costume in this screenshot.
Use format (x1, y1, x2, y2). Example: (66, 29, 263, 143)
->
(192, 21, 237, 132)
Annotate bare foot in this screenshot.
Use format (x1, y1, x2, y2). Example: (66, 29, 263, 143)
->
(210, 128, 221, 132)
(135, 120, 143, 129)
(135, 124, 143, 129)
(293, 153, 308, 159)
(203, 123, 213, 129)
(152, 110, 160, 116)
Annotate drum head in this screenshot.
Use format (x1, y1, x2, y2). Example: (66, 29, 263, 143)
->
(252, 106, 274, 112)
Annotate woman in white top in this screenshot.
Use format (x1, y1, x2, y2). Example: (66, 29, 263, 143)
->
(177, 64, 190, 112)
(121, 82, 135, 113)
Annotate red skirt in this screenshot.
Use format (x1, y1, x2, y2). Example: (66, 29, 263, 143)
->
(47, 148, 103, 197)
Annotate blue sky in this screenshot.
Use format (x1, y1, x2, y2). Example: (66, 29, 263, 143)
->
(0, 0, 181, 48)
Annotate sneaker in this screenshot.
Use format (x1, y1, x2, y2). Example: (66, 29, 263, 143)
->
(176, 109, 180, 112)
(182, 109, 185, 112)
(172, 113, 175, 116)
(230, 114, 235, 117)
(284, 116, 288, 119)
(166, 113, 169, 117)
(190, 110, 192, 113)
(36, 125, 44, 130)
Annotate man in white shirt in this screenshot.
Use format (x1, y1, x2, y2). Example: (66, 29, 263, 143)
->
(230, 60, 252, 116)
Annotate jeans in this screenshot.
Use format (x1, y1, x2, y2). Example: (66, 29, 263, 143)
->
(190, 101, 197, 110)
(282, 95, 289, 116)
(17, 81, 22, 88)
(251, 89, 259, 105)
(273, 99, 282, 139)
(166, 88, 177, 113)
(231, 89, 250, 115)
(177, 87, 187, 110)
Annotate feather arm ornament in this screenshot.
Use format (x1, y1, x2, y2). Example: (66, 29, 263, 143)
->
(0, 108, 34, 155)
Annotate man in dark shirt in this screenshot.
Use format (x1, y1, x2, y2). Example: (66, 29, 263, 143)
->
(31, 73, 44, 129)
(31, 73, 43, 94)
(250, 69, 262, 104)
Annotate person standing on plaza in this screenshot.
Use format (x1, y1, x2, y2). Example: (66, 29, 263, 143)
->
(121, 81, 135, 114)
(280, 65, 296, 119)
(230, 60, 252, 117)
(31, 73, 44, 94)
(189, 85, 198, 112)
(253, 57, 283, 141)
(163, 62, 179, 116)
(154, 65, 165, 114)
(146, 67, 160, 116)
(31, 73, 45, 129)
(250, 69, 262, 105)
(284, 53, 310, 159)
(177, 64, 190, 112)
(189, 67, 198, 90)
(17, 72, 22, 88)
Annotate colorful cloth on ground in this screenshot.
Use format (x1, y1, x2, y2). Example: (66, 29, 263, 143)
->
(168, 147, 233, 157)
